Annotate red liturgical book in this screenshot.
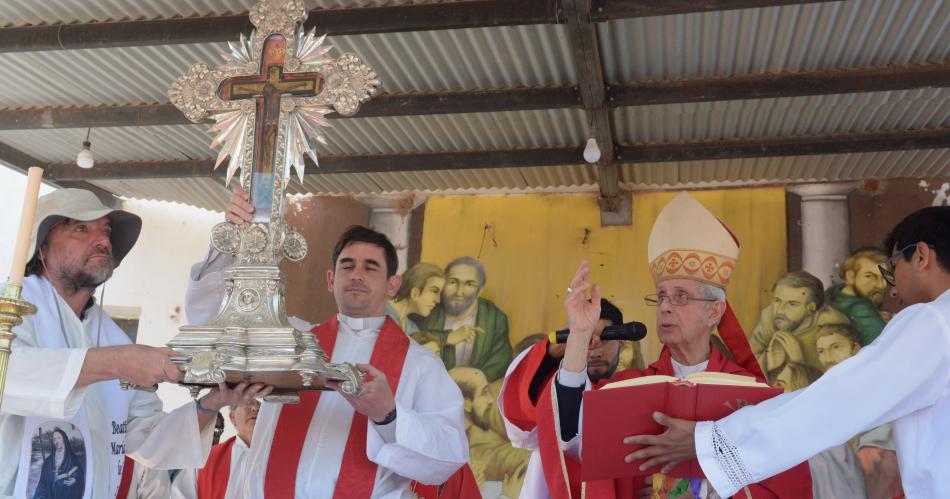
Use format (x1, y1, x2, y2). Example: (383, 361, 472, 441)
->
(580, 372, 782, 481)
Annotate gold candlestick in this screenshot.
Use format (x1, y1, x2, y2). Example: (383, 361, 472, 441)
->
(1, 167, 44, 410)
(0, 281, 36, 411)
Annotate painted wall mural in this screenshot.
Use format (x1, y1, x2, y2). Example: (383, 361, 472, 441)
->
(410, 188, 788, 497)
(753, 247, 902, 499)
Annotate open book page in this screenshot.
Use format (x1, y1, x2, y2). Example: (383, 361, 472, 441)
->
(601, 371, 767, 389)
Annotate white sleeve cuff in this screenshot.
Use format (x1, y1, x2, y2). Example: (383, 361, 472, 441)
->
(371, 412, 398, 444)
(695, 420, 746, 498)
(696, 421, 734, 498)
(556, 366, 588, 388)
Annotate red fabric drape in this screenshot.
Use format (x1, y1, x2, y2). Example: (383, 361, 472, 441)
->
(264, 317, 409, 499)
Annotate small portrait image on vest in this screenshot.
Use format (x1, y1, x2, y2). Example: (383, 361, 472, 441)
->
(27, 422, 86, 499)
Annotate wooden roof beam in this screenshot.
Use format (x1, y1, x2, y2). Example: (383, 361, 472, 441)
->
(563, 0, 625, 224)
(0, 1, 557, 53)
(43, 128, 950, 181)
(593, 0, 840, 21)
(1, 64, 944, 130)
(0, 87, 581, 130)
(608, 64, 950, 107)
(0, 0, 841, 53)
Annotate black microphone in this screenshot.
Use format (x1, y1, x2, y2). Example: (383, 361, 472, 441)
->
(548, 321, 648, 344)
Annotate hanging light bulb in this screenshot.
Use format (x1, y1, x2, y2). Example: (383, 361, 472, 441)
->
(76, 128, 94, 169)
(583, 137, 601, 164)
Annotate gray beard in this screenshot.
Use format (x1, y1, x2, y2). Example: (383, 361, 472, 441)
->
(444, 293, 478, 317)
(56, 264, 113, 295)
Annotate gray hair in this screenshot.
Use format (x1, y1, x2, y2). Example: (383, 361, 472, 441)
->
(699, 283, 727, 328)
(445, 256, 487, 288)
(699, 283, 726, 302)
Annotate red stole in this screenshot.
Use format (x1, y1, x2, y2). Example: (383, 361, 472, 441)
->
(197, 436, 237, 499)
(264, 316, 410, 499)
(438, 463, 483, 499)
(411, 482, 440, 499)
(116, 456, 135, 499)
(502, 340, 555, 432)
(534, 345, 810, 499)
(410, 463, 482, 499)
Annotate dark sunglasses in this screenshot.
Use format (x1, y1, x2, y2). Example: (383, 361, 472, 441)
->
(878, 243, 934, 286)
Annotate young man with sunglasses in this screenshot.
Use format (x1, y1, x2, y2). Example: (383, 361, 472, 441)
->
(626, 205, 950, 499)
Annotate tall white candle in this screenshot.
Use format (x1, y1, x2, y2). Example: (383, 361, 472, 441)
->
(9, 167, 44, 284)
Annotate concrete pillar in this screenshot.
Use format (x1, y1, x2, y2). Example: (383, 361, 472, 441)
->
(356, 194, 426, 274)
(787, 183, 856, 288)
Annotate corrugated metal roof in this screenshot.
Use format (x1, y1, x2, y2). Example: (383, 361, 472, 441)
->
(330, 25, 575, 93)
(89, 177, 230, 212)
(0, 43, 224, 108)
(0, 0, 446, 27)
(322, 108, 586, 155)
(89, 163, 600, 206)
(0, 108, 587, 162)
(88, 147, 950, 208)
(300, 164, 599, 193)
(0, 23, 572, 108)
(10, 86, 945, 164)
(620, 148, 950, 189)
(0, 125, 214, 163)
(0, 0, 945, 207)
(613, 88, 950, 144)
(600, 0, 950, 83)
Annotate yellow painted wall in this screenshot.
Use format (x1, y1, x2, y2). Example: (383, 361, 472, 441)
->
(420, 188, 787, 364)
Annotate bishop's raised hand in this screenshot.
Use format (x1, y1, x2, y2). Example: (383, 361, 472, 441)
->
(562, 260, 602, 373)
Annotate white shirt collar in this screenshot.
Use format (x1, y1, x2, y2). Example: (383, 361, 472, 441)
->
(337, 313, 385, 336)
(234, 436, 250, 450)
(671, 358, 709, 379)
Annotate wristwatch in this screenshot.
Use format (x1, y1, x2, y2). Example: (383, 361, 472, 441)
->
(373, 407, 397, 425)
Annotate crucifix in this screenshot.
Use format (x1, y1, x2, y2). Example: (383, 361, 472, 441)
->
(217, 34, 323, 221)
(166, 0, 379, 400)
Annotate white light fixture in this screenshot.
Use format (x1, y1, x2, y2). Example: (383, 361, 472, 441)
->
(76, 128, 94, 169)
(583, 137, 601, 164)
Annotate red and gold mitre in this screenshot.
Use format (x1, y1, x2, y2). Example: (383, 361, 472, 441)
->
(647, 192, 740, 289)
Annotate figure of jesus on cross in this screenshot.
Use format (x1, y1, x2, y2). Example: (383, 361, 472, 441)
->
(217, 34, 322, 221)
(169, 0, 378, 229)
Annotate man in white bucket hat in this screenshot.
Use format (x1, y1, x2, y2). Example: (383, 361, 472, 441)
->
(0, 188, 268, 499)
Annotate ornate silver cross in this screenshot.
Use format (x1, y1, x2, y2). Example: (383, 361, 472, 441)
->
(166, 0, 379, 401)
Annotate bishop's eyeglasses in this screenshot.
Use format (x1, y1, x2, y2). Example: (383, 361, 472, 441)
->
(644, 292, 718, 307)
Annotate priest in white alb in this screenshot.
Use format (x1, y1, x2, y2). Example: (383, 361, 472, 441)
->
(184, 188, 468, 498)
(0, 188, 265, 499)
(624, 205, 950, 499)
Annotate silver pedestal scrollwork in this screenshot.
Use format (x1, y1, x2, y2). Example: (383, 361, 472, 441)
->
(165, 0, 379, 402)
